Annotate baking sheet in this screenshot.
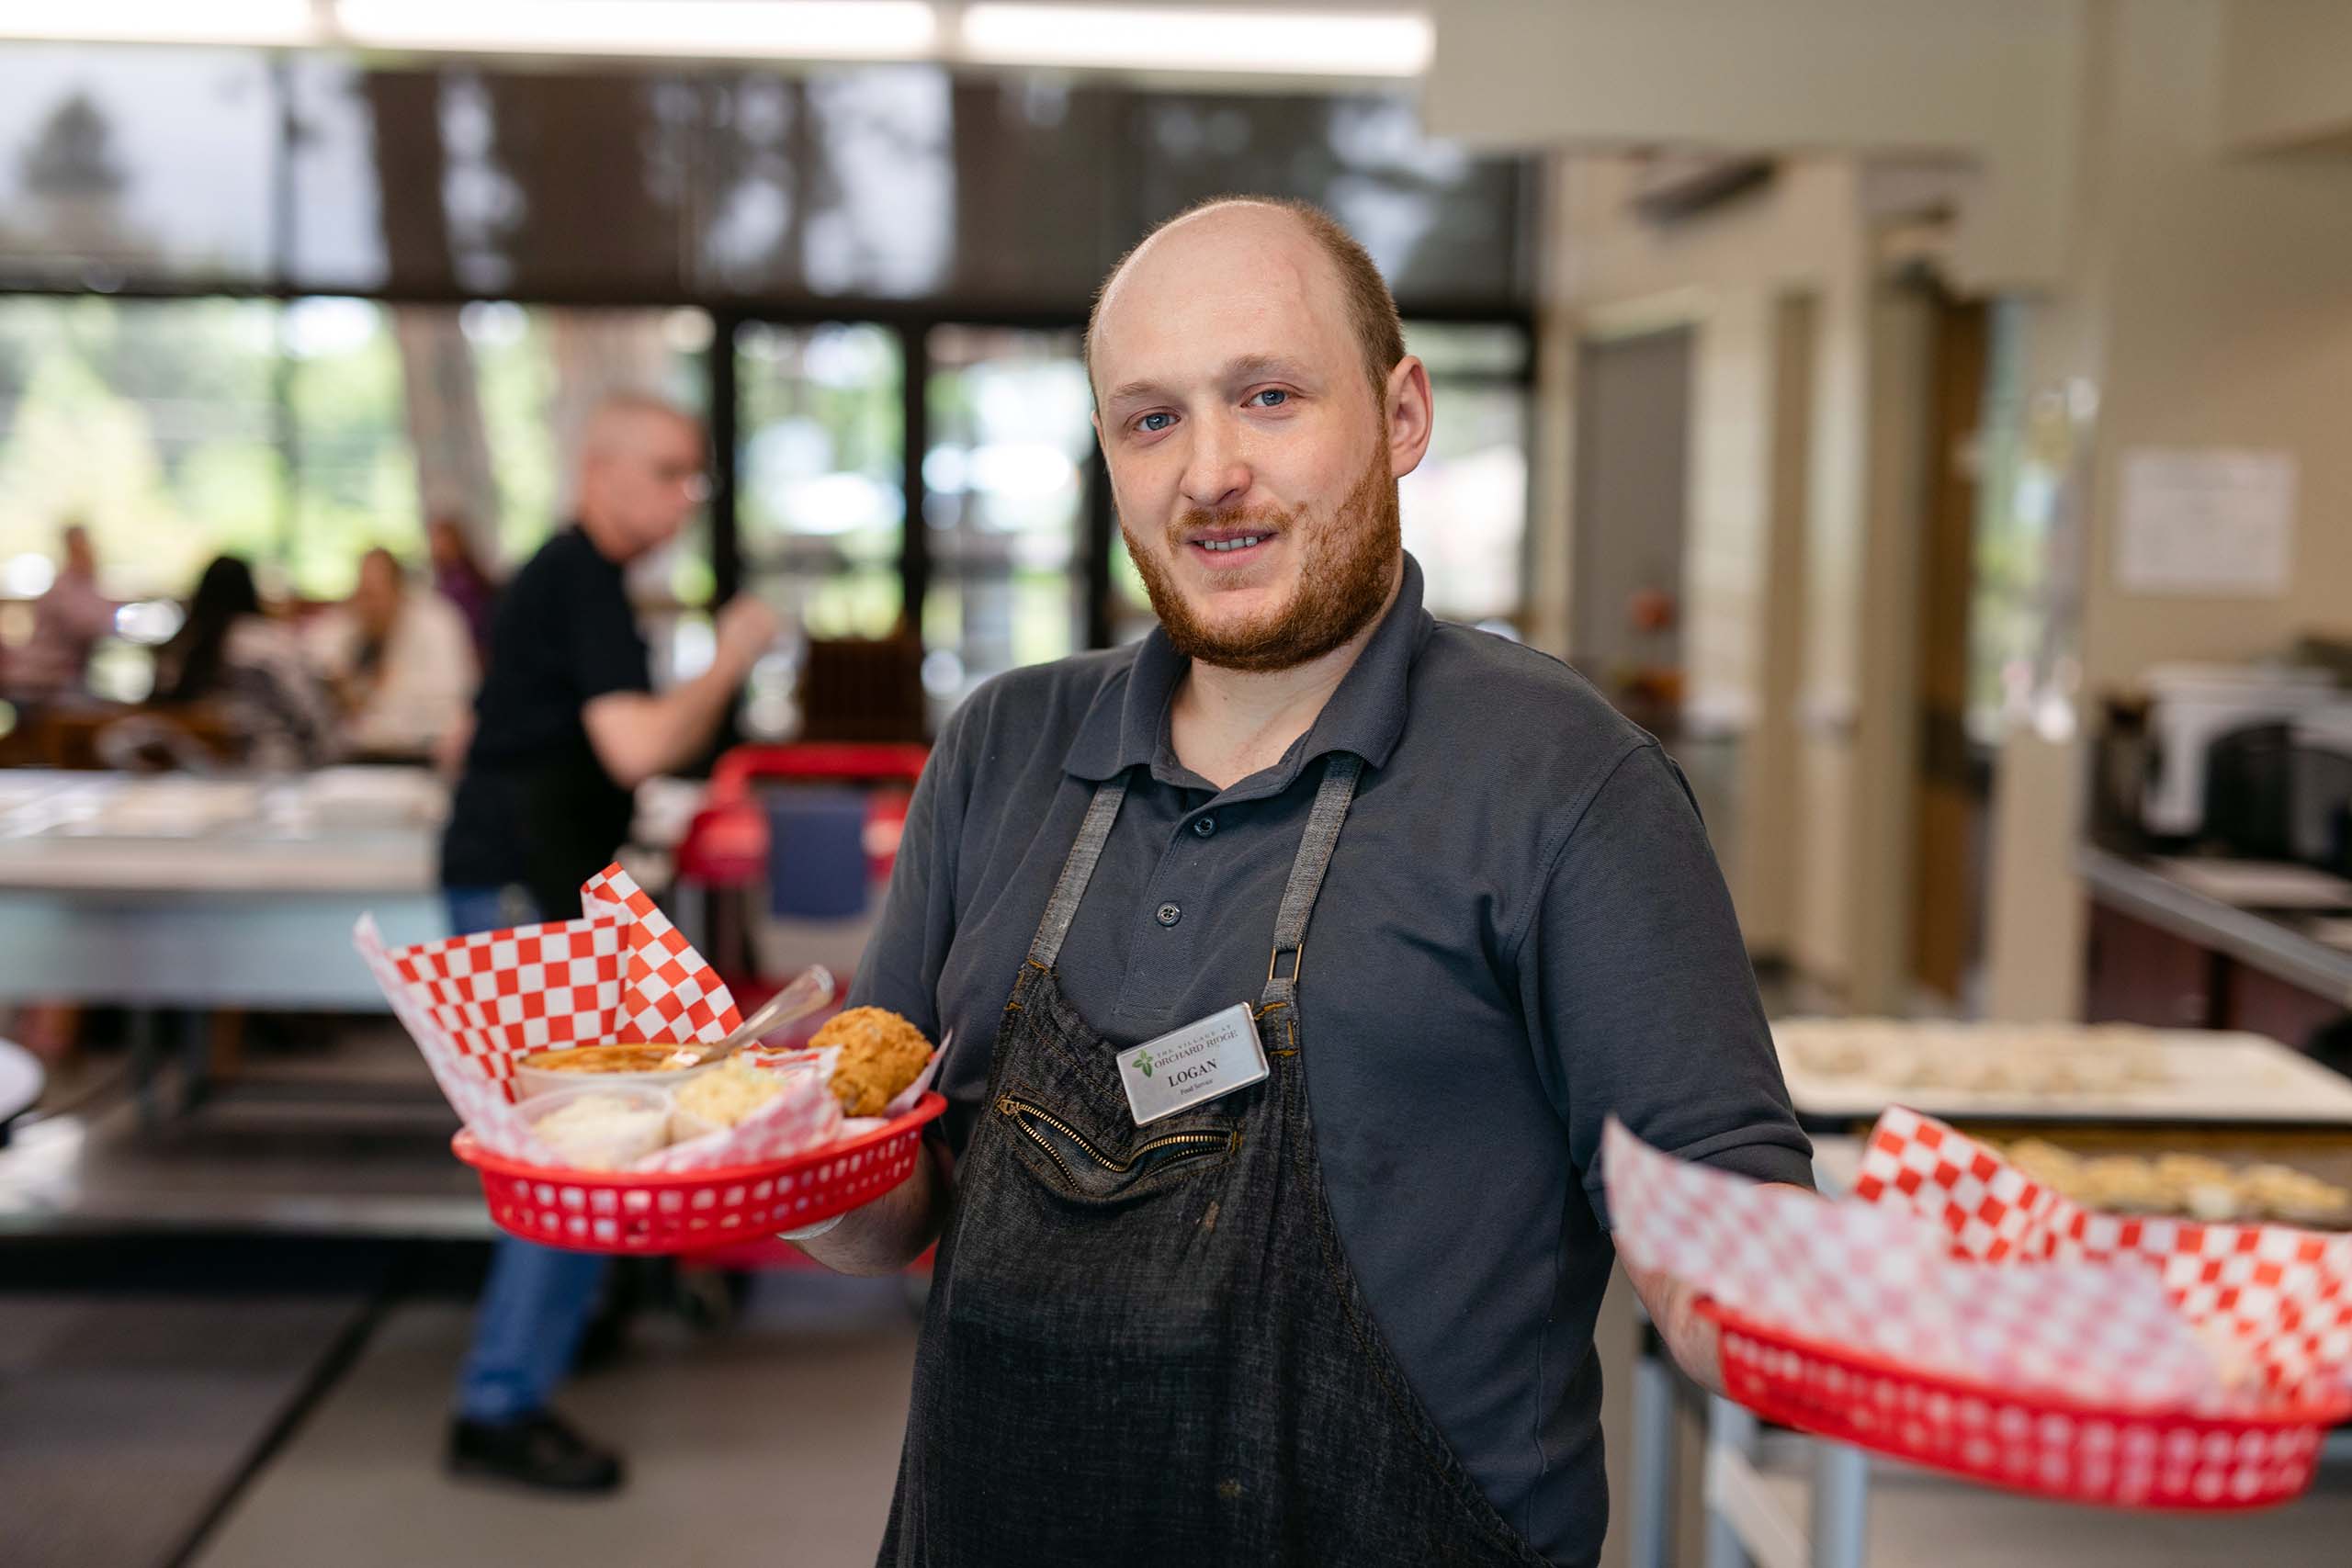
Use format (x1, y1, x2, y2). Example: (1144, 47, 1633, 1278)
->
(2154, 857, 2352, 910)
(1776, 1021, 2352, 1127)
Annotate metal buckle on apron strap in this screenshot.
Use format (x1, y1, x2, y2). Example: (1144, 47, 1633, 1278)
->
(1265, 941, 1306, 987)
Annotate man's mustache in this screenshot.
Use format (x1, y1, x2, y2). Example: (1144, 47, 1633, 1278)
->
(1168, 504, 1298, 546)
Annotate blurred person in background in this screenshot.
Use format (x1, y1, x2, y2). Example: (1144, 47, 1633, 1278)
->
(307, 546, 477, 762)
(151, 555, 338, 769)
(437, 391, 780, 1495)
(428, 513, 501, 666)
(8, 522, 116, 701)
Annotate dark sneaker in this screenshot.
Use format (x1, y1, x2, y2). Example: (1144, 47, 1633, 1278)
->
(447, 1410, 625, 1495)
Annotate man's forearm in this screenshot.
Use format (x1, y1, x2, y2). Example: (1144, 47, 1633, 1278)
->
(583, 657, 752, 787)
(795, 1140, 952, 1276)
(645, 660, 745, 773)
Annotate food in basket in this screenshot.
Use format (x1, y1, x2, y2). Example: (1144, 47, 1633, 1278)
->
(528, 1090, 669, 1169)
(813, 1006, 933, 1116)
(2004, 1138, 2352, 1224)
(673, 1056, 788, 1130)
(521, 1043, 684, 1074)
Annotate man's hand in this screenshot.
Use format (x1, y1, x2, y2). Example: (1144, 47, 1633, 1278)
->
(1623, 1263, 1724, 1396)
(794, 1139, 953, 1276)
(713, 594, 781, 676)
(582, 593, 786, 788)
(1623, 1180, 1816, 1397)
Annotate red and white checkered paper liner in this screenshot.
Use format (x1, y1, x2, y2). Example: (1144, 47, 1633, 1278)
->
(1852, 1106, 2352, 1407)
(1602, 1119, 2227, 1411)
(355, 863, 842, 1174)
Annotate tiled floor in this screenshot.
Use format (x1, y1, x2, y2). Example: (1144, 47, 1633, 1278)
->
(192, 1275, 922, 1568)
(0, 1292, 368, 1568)
(14, 1033, 2352, 1567)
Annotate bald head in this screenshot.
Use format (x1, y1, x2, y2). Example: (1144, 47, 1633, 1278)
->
(1087, 197, 1404, 404)
(1085, 195, 1432, 678)
(575, 393, 708, 562)
(580, 393, 700, 468)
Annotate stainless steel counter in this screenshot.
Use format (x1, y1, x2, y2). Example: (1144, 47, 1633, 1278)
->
(2076, 844, 2352, 1007)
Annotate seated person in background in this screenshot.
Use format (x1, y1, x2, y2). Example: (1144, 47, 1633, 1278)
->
(308, 547, 478, 762)
(428, 514, 500, 667)
(9, 523, 116, 702)
(152, 556, 339, 768)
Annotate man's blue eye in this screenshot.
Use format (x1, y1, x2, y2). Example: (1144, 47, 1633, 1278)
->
(1138, 412, 1173, 433)
(1250, 389, 1288, 408)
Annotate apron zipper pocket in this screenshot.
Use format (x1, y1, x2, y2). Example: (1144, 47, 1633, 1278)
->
(996, 1095, 1236, 1193)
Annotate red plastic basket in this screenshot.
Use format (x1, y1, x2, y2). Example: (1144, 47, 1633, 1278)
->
(453, 1092, 946, 1256)
(1702, 1299, 2351, 1509)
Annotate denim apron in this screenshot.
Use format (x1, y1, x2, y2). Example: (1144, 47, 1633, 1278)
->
(880, 754, 1557, 1566)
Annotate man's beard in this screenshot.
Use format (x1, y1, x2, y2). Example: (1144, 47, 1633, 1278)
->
(1124, 446, 1401, 674)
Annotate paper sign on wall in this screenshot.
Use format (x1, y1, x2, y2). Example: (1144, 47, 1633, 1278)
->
(2114, 448, 2295, 597)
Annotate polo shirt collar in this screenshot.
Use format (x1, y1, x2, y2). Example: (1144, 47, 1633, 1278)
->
(1062, 552, 1431, 786)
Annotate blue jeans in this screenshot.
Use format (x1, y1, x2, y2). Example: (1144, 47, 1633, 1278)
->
(446, 885, 611, 1423)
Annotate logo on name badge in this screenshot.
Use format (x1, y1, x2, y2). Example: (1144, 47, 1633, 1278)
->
(1115, 1002, 1269, 1126)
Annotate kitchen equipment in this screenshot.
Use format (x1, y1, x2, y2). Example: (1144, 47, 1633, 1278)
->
(2290, 705, 2352, 874)
(2140, 663, 2335, 840)
(2202, 721, 2297, 859)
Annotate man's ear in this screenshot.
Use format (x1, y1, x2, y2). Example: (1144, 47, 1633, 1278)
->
(1384, 355, 1434, 477)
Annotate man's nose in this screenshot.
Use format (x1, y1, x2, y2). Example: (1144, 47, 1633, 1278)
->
(1178, 416, 1251, 513)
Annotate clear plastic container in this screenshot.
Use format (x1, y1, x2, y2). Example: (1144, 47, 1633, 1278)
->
(515, 1081, 673, 1170)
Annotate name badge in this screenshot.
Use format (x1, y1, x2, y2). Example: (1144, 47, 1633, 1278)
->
(1114, 1002, 1269, 1126)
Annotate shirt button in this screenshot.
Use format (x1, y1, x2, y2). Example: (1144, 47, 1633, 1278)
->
(1156, 902, 1182, 928)
(1192, 816, 1216, 839)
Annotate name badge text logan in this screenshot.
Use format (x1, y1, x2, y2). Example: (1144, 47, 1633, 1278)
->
(1115, 1002, 1269, 1126)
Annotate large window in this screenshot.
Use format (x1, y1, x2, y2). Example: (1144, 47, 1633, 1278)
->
(736, 321, 904, 639)
(283, 297, 416, 597)
(922, 326, 1094, 705)
(0, 294, 710, 607)
(1398, 322, 1532, 627)
(1, 47, 1540, 733)
(0, 295, 281, 599)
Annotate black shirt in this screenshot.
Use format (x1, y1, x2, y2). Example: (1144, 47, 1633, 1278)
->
(846, 553, 1811, 1562)
(440, 525, 650, 916)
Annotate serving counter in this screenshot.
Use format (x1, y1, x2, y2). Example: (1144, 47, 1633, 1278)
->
(2079, 845, 2352, 1052)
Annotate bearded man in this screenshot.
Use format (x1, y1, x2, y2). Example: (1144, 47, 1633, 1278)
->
(802, 197, 1812, 1568)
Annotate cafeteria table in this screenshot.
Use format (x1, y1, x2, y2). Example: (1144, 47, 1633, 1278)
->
(0, 771, 447, 1010)
(0, 771, 449, 1121)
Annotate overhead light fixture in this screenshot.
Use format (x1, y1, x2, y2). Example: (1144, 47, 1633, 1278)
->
(958, 5, 1433, 77)
(0, 0, 321, 46)
(334, 0, 937, 61)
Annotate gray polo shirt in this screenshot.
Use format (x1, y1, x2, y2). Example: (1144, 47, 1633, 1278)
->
(847, 553, 1811, 1563)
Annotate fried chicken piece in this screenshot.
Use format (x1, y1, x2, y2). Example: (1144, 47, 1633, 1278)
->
(815, 1006, 933, 1116)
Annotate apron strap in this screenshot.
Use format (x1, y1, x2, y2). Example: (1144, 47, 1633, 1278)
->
(1259, 752, 1363, 1017)
(1026, 770, 1132, 970)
